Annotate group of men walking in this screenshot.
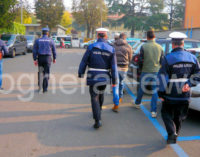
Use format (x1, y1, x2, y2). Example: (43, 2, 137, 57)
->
(1, 26, 200, 145)
(78, 28, 200, 145)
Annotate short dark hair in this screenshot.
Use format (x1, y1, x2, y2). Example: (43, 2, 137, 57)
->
(172, 39, 184, 46)
(120, 33, 126, 39)
(42, 31, 48, 35)
(98, 33, 106, 38)
(147, 30, 155, 39)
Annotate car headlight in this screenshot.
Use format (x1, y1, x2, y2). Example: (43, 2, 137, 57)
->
(7, 44, 13, 49)
(28, 43, 33, 46)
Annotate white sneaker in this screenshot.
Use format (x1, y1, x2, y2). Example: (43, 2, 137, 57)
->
(132, 103, 141, 109)
(151, 112, 157, 118)
(38, 89, 43, 94)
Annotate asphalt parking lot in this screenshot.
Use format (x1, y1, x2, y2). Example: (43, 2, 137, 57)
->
(0, 48, 199, 157)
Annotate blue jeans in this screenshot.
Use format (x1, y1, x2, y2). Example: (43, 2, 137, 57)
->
(118, 71, 127, 99)
(113, 71, 127, 106)
(0, 60, 3, 88)
(135, 72, 158, 112)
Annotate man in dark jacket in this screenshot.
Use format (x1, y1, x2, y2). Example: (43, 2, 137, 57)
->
(112, 33, 133, 112)
(158, 32, 200, 144)
(78, 28, 118, 129)
(0, 35, 8, 90)
(33, 28, 57, 93)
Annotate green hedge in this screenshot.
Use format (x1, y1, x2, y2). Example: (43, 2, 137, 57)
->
(0, 22, 26, 35)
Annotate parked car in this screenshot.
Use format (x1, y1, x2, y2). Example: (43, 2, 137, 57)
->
(127, 38, 200, 81)
(127, 38, 141, 47)
(52, 35, 72, 48)
(80, 40, 96, 49)
(25, 35, 37, 52)
(1, 34, 27, 58)
(186, 48, 200, 62)
(177, 47, 200, 112)
(190, 84, 200, 111)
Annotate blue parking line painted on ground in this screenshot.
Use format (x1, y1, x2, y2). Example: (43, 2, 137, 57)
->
(170, 144, 189, 157)
(140, 105, 168, 140)
(178, 136, 200, 141)
(124, 84, 189, 157)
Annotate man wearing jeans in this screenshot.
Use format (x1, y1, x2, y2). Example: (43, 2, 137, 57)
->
(112, 33, 133, 112)
(0, 36, 8, 90)
(133, 30, 164, 118)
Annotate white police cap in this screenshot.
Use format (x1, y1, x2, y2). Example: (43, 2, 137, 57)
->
(96, 28, 109, 32)
(169, 32, 187, 39)
(42, 28, 50, 32)
(114, 33, 120, 37)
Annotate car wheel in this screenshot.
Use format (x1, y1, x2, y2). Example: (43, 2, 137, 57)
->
(23, 48, 27, 55)
(11, 49, 16, 58)
(65, 45, 69, 48)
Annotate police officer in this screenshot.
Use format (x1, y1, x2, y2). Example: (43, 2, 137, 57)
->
(33, 28, 57, 93)
(0, 35, 8, 90)
(78, 28, 118, 129)
(158, 32, 200, 144)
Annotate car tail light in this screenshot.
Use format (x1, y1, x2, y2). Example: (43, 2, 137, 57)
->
(132, 55, 139, 65)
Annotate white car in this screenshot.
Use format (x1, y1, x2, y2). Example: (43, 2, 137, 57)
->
(190, 84, 200, 111)
(183, 48, 200, 111)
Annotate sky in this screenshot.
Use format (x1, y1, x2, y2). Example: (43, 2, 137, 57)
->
(29, 0, 73, 11)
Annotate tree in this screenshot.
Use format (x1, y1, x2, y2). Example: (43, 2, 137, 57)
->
(165, 0, 185, 29)
(35, 0, 64, 30)
(144, 0, 168, 31)
(72, 0, 107, 38)
(0, 0, 17, 29)
(107, 0, 168, 36)
(172, 0, 185, 28)
(61, 11, 72, 34)
(14, 8, 32, 24)
(107, 0, 149, 37)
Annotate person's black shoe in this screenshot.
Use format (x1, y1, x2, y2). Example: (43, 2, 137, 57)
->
(43, 90, 48, 93)
(167, 134, 177, 144)
(93, 120, 102, 129)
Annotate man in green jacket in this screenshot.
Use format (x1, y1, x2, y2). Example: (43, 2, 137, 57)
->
(133, 30, 164, 118)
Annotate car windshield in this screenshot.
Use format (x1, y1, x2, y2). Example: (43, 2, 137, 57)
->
(25, 35, 35, 42)
(57, 37, 71, 42)
(134, 43, 144, 54)
(1, 35, 16, 46)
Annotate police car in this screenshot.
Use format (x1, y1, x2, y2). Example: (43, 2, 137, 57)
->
(52, 35, 72, 48)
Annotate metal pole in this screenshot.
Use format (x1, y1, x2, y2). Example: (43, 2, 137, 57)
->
(169, 0, 174, 30)
(101, 7, 102, 27)
(21, 0, 23, 24)
(186, 18, 189, 36)
(190, 17, 193, 38)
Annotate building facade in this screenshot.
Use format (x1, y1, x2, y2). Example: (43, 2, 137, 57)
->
(24, 24, 67, 37)
(184, 0, 200, 28)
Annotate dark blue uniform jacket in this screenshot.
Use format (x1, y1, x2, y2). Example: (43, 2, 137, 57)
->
(78, 38, 118, 86)
(158, 47, 200, 102)
(0, 40, 8, 56)
(33, 35, 56, 61)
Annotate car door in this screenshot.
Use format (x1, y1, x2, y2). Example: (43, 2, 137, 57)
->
(15, 36, 21, 54)
(21, 36, 27, 52)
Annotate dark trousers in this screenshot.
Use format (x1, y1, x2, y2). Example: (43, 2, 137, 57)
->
(161, 100, 189, 136)
(38, 55, 51, 92)
(89, 85, 107, 121)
